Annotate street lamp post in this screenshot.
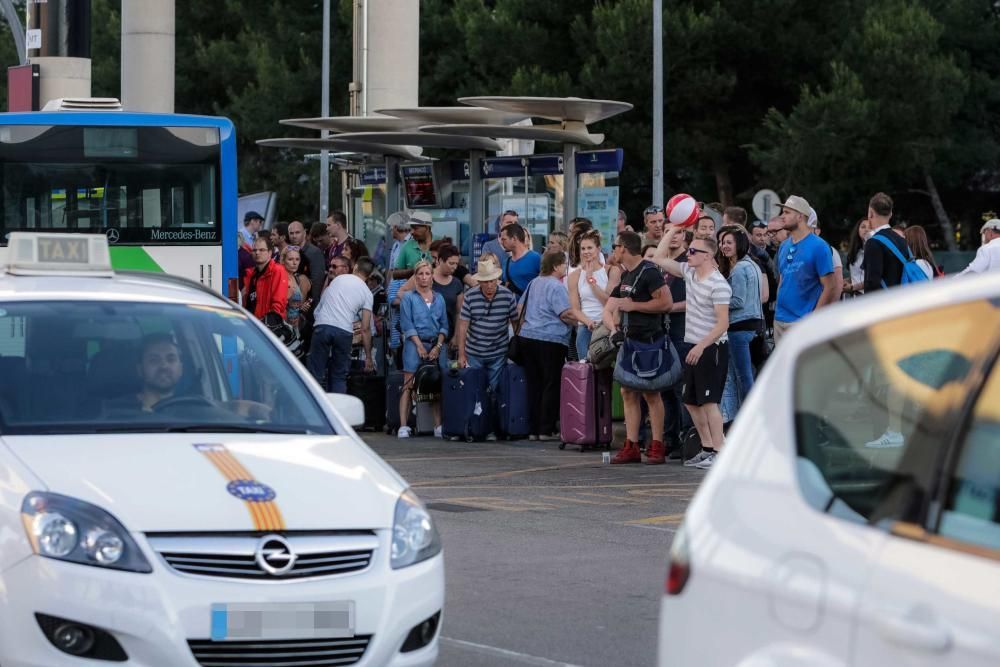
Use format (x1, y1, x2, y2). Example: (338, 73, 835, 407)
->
(652, 0, 664, 207)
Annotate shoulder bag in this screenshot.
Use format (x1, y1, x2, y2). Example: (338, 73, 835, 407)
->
(507, 283, 531, 366)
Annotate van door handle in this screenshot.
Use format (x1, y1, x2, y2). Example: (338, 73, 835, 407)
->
(874, 611, 951, 653)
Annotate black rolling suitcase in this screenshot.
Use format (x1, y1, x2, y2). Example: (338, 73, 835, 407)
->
(346, 373, 386, 432)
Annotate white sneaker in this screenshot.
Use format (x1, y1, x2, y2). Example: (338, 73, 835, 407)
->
(694, 451, 717, 469)
(684, 450, 712, 467)
(434, 425, 443, 438)
(397, 426, 412, 439)
(864, 430, 904, 449)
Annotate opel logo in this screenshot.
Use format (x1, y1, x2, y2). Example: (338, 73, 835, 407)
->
(254, 534, 297, 575)
(106, 228, 120, 244)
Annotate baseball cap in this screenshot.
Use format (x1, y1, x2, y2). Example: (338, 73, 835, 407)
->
(775, 195, 811, 218)
(244, 210, 264, 223)
(981, 218, 1000, 233)
(408, 211, 433, 227)
(386, 211, 410, 230)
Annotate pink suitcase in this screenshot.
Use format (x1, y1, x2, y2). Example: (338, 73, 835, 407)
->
(559, 361, 613, 451)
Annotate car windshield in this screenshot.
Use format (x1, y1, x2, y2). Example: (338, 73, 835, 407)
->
(0, 300, 334, 435)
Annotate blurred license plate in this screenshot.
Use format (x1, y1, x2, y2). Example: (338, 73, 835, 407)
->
(210, 601, 355, 641)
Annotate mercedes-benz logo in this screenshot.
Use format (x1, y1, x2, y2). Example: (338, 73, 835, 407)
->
(254, 534, 297, 575)
(105, 228, 120, 244)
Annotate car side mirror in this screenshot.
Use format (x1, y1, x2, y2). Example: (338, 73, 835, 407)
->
(326, 393, 365, 427)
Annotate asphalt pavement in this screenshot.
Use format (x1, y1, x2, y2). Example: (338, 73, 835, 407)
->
(363, 429, 703, 667)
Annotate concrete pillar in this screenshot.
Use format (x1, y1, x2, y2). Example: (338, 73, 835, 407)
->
(121, 0, 174, 112)
(364, 0, 418, 114)
(26, 0, 91, 107)
(34, 57, 91, 106)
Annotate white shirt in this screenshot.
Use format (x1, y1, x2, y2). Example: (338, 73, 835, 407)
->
(388, 233, 411, 273)
(314, 274, 374, 333)
(576, 266, 609, 319)
(916, 259, 934, 279)
(849, 250, 865, 288)
(961, 237, 1000, 275)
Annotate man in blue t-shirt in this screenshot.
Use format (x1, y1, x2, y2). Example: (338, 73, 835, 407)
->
(499, 223, 541, 297)
(773, 195, 838, 344)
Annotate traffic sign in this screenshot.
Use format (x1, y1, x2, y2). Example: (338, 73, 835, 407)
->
(752, 189, 780, 222)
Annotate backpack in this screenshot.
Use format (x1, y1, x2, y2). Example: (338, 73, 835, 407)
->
(871, 235, 931, 287)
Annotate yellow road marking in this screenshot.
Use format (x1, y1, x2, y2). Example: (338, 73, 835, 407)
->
(626, 513, 685, 526)
(412, 462, 595, 487)
(439, 496, 560, 512)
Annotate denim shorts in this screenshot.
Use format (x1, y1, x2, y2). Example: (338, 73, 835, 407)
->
(403, 338, 449, 374)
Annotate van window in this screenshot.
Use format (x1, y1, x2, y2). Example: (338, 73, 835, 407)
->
(938, 359, 1000, 550)
(794, 300, 1000, 525)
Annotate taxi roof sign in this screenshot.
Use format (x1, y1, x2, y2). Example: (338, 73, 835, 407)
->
(5, 233, 114, 277)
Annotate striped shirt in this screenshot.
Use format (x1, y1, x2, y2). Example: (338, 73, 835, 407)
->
(683, 265, 732, 345)
(460, 286, 518, 358)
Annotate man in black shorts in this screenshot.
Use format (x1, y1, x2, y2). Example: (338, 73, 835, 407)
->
(602, 231, 673, 464)
(652, 226, 732, 469)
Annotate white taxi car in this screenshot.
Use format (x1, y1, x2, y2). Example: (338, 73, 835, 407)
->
(0, 234, 443, 666)
(659, 270, 1000, 666)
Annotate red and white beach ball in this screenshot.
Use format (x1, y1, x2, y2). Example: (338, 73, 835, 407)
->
(666, 193, 699, 228)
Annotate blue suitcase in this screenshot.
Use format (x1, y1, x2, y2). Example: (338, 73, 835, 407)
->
(496, 363, 530, 439)
(442, 367, 493, 441)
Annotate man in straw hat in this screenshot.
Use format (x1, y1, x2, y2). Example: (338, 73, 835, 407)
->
(456, 255, 519, 394)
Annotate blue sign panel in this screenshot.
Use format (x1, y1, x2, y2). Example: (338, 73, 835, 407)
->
(576, 149, 624, 174)
(360, 167, 386, 185)
(447, 149, 624, 181)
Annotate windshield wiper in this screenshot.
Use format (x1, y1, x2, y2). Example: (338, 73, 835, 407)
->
(165, 424, 309, 434)
(94, 424, 308, 434)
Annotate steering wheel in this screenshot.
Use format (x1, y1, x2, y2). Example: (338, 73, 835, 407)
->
(152, 395, 217, 412)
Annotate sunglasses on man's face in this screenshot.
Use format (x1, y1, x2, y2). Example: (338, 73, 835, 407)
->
(687, 247, 710, 256)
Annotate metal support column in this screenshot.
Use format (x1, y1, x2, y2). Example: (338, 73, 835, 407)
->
(562, 143, 578, 227)
(468, 150, 484, 235)
(319, 0, 331, 222)
(384, 155, 401, 215)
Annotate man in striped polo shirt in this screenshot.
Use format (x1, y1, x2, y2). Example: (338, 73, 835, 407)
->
(654, 226, 732, 470)
(456, 257, 519, 391)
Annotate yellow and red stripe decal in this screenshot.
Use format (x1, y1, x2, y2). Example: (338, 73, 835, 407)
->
(194, 444, 285, 531)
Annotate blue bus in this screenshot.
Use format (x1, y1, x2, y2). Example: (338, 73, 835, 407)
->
(0, 106, 238, 295)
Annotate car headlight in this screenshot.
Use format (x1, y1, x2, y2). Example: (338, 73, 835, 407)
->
(20, 492, 152, 573)
(390, 489, 441, 570)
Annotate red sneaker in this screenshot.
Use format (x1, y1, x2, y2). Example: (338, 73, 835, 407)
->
(645, 440, 666, 465)
(611, 439, 642, 464)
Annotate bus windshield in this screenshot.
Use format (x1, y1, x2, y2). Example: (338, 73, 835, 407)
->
(0, 125, 220, 245)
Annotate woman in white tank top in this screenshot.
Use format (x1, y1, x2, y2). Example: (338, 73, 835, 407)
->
(568, 230, 609, 360)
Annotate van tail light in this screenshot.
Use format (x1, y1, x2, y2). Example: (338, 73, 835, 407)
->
(665, 523, 690, 596)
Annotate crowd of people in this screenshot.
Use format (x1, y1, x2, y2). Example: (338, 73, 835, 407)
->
(235, 194, 1000, 462)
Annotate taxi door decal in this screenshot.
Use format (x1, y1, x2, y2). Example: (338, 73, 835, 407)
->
(194, 443, 286, 531)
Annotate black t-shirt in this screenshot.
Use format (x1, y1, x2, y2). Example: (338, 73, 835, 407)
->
(433, 276, 465, 340)
(666, 257, 687, 342)
(454, 264, 470, 285)
(611, 259, 667, 340)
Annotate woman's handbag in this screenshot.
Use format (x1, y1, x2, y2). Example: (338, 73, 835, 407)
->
(587, 324, 620, 370)
(507, 283, 531, 366)
(613, 333, 681, 391)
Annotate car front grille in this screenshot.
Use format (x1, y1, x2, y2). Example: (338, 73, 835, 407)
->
(188, 635, 372, 666)
(146, 532, 378, 580)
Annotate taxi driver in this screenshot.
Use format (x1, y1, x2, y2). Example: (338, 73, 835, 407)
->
(136, 333, 183, 410)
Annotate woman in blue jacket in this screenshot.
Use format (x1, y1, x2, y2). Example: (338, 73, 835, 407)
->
(717, 227, 765, 424)
(398, 260, 449, 439)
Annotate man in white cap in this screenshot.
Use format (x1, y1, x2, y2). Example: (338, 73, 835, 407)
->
(456, 256, 519, 393)
(960, 218, 1000, 274)
(393, 210, 434, 280)
(772, 195, 838, 343)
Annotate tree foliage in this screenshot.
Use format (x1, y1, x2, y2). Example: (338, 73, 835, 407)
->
(0, 0, 996, 246)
